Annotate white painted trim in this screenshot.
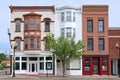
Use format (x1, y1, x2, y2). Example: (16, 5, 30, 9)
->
(108, 36, 120, 38)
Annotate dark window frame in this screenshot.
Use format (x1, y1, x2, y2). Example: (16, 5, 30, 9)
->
(87, 38, 93, 51)
(98, 20, 104, 32)
(98, 38, 104, 50)
(87, 20, 93, 32)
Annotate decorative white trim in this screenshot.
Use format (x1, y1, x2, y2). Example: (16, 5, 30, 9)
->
(108, 36, 120, 38)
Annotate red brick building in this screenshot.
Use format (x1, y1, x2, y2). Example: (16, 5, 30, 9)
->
(82, 5, 110, 75)
(109, 27, 120, 75)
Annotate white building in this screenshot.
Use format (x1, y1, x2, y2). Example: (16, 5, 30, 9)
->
(9, 5, 82, 76)
(55, 6, 82, 75)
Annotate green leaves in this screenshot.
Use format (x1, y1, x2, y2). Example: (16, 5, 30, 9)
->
(46, 33, 85, 61)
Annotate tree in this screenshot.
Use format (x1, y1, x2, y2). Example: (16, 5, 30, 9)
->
(0, 53, 6, 64)
(46, 33, 85, 76)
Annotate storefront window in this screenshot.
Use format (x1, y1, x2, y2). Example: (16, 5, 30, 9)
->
(46, 62, 52, 70)
(39, 57, 44, 60)
(22, 62, 27, 70)
(93, 57, 99, 62)
(15, 62, 20, 70)
(22, 57, 27, 61)
(102, 63, 107, 70)
(85, 57, 90, 63)
(102, 57, 107, 62)
(84, 64, 90, 71)
(40, 62, 44, 70)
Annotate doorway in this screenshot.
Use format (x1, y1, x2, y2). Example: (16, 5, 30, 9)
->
(29, 62, 37, 73)
(93, 63, 99, 74)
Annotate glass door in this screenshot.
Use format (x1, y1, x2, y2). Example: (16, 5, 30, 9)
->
(93, 64, 99, 74)
(29, 62, 37, 73)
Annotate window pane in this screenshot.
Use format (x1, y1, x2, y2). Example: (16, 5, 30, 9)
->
(22, 57, 27, 61)
(30, 38, 34, 48)
(24, 38, 28, 49)
(46, 57, 52, 60)
(61, 28, 64, 36)
(93, 57, 99, 62)
(66, 12, 71, 21)
(36, 19, 40, 30)
(22, 62, 27, 70)
(73, 28, 76, 37)
(36, 38, 40, 49)
(25, 19, 28, 30)
(39, 57, 44, 60)
(85, 57, 90, 63)
(87, 20, 93, 32)
(30, 18, 34, 30)
(84, 64, 90, 71)
(98, 20, 104, 32)
(102, 63, 107, 70)
(15, 62, 20, 70)
(102, 57, 107, 62)
(99, 38, 104, 50)
(29, 57, 37, 61)
(15, 39, 21, 50)
(16, 57, 20, 60)
(46, 62, 52, 70)
(73, 12, 75, 21)
(66, 27, 71, 37)
(40, 62, 44, 70)
(45, 21, 50, 32)
(16, 20, 21, 32)
(61, 12, 64, 21)
(87, 38, 93, 50)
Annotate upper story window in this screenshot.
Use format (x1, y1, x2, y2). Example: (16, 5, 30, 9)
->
(61, 28, 65, 36)
(66, 27, 72, 37)
(25, 19, 28, 31)
(15, 38, 21, 50)
(45, 20, 50, 32)
(87, 38, 93, 51)
(98, 20, 104, 32)
(16, 20, 21, 32)
(66, 12, 71, 21)
(98, 38, 104, 50)
(87, 20, 93, 32)
(36, 19, 40, 30)
(30, 18, 34, 30)
(61, 12, 64, 21)
(73, 12, 75, 21)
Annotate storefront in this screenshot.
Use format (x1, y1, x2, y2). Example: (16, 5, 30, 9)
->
(82, 55, 110, 75)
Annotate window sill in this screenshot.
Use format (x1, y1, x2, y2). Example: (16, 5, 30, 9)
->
(44, 31, 50, 32)
(15, 31, 21, 32)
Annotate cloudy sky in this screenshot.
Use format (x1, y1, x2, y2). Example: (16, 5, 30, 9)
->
(0, 0, 120, 52)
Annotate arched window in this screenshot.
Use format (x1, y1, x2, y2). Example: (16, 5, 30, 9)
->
(15, 38, 21, 50)
(44, 18, 51, 32)
(16, 20, 21, 32)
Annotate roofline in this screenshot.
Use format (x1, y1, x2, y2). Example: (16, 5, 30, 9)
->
(9, 5, 55, 13)
(109, 27, 120, 30)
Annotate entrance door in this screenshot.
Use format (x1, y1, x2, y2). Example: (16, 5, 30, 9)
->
(57, 59, 62, 76)
(93, 64, 99, 74)
(29, 62, 37, 73)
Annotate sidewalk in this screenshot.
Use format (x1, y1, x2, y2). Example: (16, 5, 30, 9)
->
(0, 74, 119, 80)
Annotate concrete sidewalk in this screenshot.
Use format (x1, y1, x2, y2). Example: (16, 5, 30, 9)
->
(0, 74, 119, 80)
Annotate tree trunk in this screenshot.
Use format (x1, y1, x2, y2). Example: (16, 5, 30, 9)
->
(62, 60, 65, 77)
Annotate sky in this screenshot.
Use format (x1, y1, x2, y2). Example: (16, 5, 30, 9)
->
(0, 0, 120, 53)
